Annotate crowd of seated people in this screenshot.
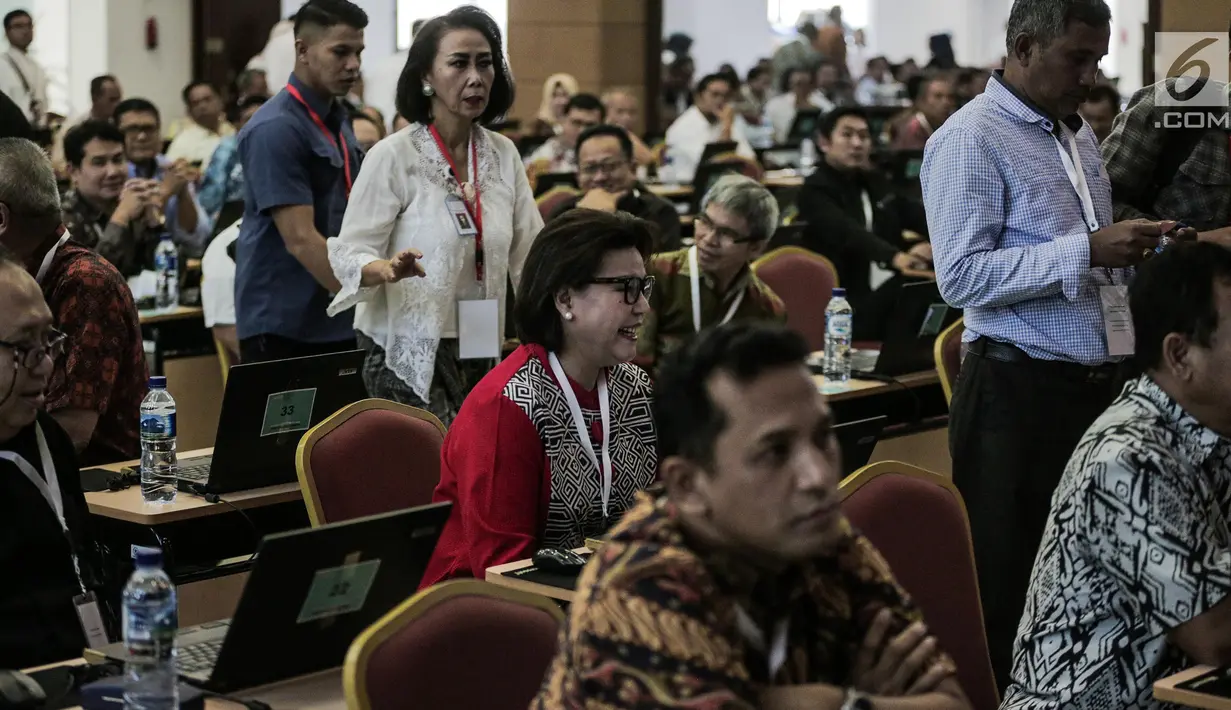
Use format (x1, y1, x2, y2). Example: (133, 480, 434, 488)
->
(16, 2, 1231, 710)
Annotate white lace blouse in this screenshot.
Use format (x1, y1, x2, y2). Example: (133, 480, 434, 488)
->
(327, 122, 543, 402)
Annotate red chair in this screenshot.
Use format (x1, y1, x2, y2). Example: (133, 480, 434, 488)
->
(752, 246, 839, 352)
(535, 184, 582, 223)
(295, 399, 447, 527)
(934, 317, 965, 405)
(840, 462, 999, 710)
(344, 580, 564, 710)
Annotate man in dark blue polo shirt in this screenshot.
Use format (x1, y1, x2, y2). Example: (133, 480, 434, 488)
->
(235, 0, 368, 363)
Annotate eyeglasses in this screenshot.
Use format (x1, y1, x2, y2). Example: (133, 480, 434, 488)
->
(120, 123, 159, 137)
(0, 329, 67, 370)
(579, 159, 630, 178)
(695, 212, 759, 246)
(588, 275, 655, 305)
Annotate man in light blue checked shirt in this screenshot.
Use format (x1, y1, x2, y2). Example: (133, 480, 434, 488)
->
(920, 0, 1190, 694)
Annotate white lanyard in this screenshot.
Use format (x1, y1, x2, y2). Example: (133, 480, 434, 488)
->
(734, 604, 789, 679)
(546, 353, 613, 518)
(1054, 123, 1101, 233)
(35, 232, 70, 283)
(689, 246, 745, 334)
(915, 112, 932, 136)
(860, 191, 874, 231)
(0, 422, 85, 593)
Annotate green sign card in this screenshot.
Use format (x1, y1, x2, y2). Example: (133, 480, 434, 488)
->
(296, 558, 382, 624)
(261, 388, 317, 437)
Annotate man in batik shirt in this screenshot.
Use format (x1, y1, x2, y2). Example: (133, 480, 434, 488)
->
(533, 322, 971, 710)
(1004, 242, 1231, 709)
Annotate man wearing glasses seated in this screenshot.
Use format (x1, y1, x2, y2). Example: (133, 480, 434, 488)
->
(546, 124, 682, 252)
(0, 138, 147, 465)
(0, 242, 103, 669)
(635, 174, 785, 376)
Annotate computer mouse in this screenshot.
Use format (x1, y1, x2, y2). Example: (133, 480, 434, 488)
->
(0, 669, 46, 709)
(532, 547, 587, 573)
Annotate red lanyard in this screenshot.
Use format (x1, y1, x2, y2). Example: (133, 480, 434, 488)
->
(285, 84, 353, 198)
(429, 124, 484, 282)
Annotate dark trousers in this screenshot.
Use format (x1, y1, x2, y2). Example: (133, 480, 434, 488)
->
(239, 334, 358, 364)
(948, 341, 1122, 693)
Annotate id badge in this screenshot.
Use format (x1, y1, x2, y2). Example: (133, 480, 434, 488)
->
(446, 195, 478, 237)
(458, 299, 500, 360)
(1100, 285, 1135, 357)
(74, 591, 110, 648)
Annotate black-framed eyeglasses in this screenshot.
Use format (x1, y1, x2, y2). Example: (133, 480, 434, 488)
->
(0, 329, 67, 370)
(695, 212, 759, 245)
(579, 159, 631, 178)
(588, 275, 655, 305)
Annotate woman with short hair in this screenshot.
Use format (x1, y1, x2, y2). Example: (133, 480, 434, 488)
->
(420, 209, 659, 586)
(327, 6, 542, 426)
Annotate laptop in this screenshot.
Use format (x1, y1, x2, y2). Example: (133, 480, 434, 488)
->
(786, 109, 822, 144)
(175, 350, 368, 495)
(690, 160, 742, 213)
(697, 140, 739, 170)
(92, 503, 452, 693)
(857, 281, 961, 378)
(834, 415, 888, 474)
(534, 171, 579, 196)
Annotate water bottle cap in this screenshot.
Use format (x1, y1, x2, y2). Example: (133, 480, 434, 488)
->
(134, 548, 163, 568)
(832, 288, 846, 297)
(148, 376, 167, 388)
(159, 233, 173, 241)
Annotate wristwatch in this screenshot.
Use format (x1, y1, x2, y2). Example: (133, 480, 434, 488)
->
(841, 688, 873, 710)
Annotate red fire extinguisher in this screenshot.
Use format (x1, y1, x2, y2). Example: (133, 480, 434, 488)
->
(146, 17, 158, 50)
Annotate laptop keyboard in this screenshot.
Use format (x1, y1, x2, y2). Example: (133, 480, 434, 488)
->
(177, 637, 223, 674)
(176, 456, 213, 483)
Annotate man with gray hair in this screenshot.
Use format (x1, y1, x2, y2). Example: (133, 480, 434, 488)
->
(919, 0, 1193, 691)
(0, 137, 147, 465)
(635, 174, 785, 375)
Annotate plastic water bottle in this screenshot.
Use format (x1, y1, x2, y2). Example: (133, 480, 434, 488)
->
(139, 377, 178, 504)
(123, 548, 179, 710)
(153, 236, 178, 310)
(800, 138, 817, 175)
(824, 288, 853, 384)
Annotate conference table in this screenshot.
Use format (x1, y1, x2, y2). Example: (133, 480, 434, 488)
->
(1155, 666, 1231, 709)
(87, 448, 307, 627)
(26, 659, 344, 709)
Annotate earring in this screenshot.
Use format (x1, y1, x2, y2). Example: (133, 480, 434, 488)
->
(564, 312, 574, 321)
(421, 84, 434, 97)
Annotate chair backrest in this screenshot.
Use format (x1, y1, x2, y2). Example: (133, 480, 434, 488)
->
(535, 184, 582, 223)
(295, 399, 447, 527)
(344, 580, 564, 710)
(751, 246, 839, 352)
(840, 462, 999, 710)
(933, 317, 964, 405)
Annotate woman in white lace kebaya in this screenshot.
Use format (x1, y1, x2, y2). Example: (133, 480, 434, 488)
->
(327, 7, 542, 425)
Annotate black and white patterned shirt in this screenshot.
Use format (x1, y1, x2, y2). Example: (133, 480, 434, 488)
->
(1002, 376, 1231, 710)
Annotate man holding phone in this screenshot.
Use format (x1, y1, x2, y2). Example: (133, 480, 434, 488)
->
(920, 0, 1194, 692)
(61, 120, 168, 277)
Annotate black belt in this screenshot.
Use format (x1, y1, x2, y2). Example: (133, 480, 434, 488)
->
(967, 337, 1121, 383)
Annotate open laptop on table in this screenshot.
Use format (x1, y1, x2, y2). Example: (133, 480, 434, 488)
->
(175, 350, 367, 495)
(786, 108, 822, 144)
(92, 503, 452, 693)
(855, 281, 961, 378)
(834, 415, 888, 474)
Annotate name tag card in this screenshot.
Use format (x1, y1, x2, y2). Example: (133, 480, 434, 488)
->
(1100, 285, 1135, 357)
(458, 299, 500, 360)
(446, 196, 478, 237)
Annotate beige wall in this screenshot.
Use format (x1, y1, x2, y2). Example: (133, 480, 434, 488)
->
(506, 0, 650, 133)
(1159, 0, 1231, 31)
